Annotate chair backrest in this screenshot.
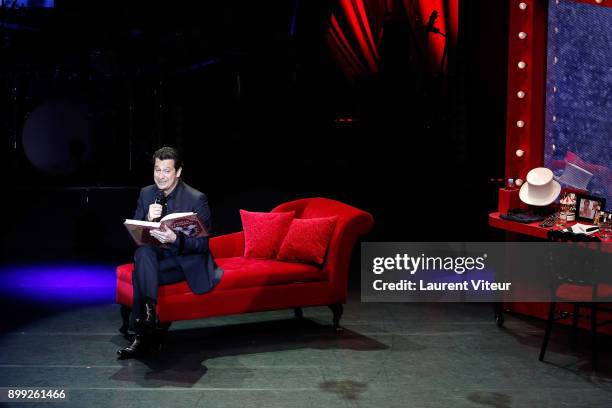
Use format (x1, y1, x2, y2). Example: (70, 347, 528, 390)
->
(546, 229, 607, 298)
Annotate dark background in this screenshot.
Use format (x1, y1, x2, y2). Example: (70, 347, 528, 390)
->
(1, 0, 509, 263)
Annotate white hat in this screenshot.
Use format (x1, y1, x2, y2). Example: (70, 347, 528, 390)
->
(555, 162, 593, 190)
(519, 167, 561, 206)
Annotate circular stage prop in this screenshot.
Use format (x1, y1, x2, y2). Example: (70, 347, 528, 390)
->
(22, 98, 95, 175)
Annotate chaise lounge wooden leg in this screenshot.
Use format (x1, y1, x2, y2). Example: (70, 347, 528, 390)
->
(119, 305, 131, 335)
(329, 304, 343, 332)
(294, 308, 303, 319)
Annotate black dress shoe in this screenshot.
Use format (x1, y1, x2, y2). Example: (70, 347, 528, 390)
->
(117, 334, 147, 359)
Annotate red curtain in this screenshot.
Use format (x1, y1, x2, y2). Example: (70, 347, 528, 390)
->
(326, 0, 388, 79)
(327, 0, 459, 79)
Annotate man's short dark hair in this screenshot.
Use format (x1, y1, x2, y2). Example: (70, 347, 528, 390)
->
(152, 147, 183, 170)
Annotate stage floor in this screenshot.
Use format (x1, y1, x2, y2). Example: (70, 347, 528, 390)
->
(1, 292, 611, 407)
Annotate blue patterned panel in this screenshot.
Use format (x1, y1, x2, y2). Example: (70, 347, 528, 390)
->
(544, 1, 612, 211)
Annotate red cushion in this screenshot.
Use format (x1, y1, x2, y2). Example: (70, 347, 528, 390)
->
(277, 216, 338, 265)
(240, 210, 294, 258)
(214, 257, 325, 290)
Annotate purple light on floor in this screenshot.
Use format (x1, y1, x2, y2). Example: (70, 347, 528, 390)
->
(0, 262, 116, 304)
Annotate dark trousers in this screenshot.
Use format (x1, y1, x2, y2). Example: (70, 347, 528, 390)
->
(130, 245, 185, 331)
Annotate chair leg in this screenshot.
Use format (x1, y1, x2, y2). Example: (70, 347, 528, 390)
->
(591, 305, 598, 370)
(154, 322, 172, 352)
(494, 302, 504, 327)
(571, 303, 579, 350)
(539, 302, 556, 361)
(119, 305, 131, 335)
(329, 304, 343, 332)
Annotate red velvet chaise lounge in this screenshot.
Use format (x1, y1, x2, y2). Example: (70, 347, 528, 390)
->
(116, 197, 374, 332)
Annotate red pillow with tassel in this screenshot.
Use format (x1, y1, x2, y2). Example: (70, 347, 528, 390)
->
(240, 210, 295, 259)
(277, 216, 339, 265)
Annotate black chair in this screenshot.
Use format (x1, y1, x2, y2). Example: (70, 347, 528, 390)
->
(539, 229, 612, 369)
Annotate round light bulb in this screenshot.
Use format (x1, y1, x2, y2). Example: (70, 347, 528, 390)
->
(515, 178, 524, 187)
(516, 120, 525, 128)
(518, 61, 527, 69)
(595, 0, 602, 4)
(517, 90, 526, 99)
(519, 2, 528, 10)
(553, 86, 557, 93)
(516, 149, 525, 157)
(518, 32, 527, 39)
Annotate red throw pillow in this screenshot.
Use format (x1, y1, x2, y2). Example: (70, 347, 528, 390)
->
(277, 216, 339, 265)
(240, 210, 295, 258)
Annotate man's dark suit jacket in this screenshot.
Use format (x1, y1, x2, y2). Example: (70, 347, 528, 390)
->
(133, 180, 223, 295)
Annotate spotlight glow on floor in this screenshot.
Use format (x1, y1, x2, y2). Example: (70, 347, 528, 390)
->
(0, 262, 116, 304)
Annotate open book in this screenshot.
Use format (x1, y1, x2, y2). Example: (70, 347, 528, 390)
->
(124, 212, 208, 246)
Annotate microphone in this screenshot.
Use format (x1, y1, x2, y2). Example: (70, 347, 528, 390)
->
(153, 190, 167, 222)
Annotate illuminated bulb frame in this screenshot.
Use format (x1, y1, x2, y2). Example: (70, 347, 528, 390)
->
(506, 0, 550, 181)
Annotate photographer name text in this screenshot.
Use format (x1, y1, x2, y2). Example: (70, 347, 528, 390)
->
(373, 280, 511, 291)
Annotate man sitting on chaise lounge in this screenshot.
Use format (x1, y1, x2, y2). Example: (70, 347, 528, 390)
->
(117, 146, 223, 359)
